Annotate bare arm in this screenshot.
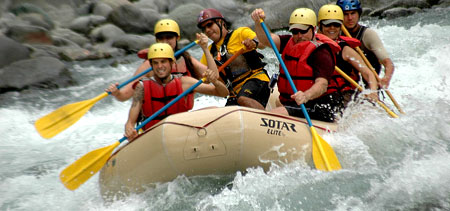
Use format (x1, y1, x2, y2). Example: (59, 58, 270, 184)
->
(190, 57, 207, 79)
(380, 58, 394, 88)
(342, 46, 378, 91)
(291, 77, 328, 105)
(362, 28, 394, 88)
(242, 38, 259, 51)
(182, 69, 229, 97)
(196, 33, 218, 75)
(105, 60, 151, 102)
(342, 46, 379, 101)
(250, 8, 281, 51)
(124, 83, 143, 140)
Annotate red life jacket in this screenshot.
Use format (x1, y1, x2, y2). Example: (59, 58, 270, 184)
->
(278, 33, 341, 104)
(138, 48, 192, 76)
(173, 57, 194, 110)
(172, 56, 191, 77)
(137, 48, 148, 59)
(326, 36, 362, 94)
(339, 36, 361, 48)
(137, 49, 194, 110)
(141, 76, 190, 130)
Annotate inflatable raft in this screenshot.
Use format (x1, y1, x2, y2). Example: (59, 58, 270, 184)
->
(99, 105, 336, 198)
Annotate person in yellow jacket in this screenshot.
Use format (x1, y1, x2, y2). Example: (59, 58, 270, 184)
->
(197, 8, 270, 110)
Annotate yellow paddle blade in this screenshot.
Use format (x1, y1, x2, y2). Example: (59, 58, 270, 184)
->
(60, 141, 120, 190)
(376, 101, 399, 118)
(311, 127, 341, 171)
(334, 67, 398, 118)
(35, 92, 109, 139)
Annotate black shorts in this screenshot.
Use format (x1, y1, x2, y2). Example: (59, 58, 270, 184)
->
(284, 92, 344, 122)
(225, 79, 270, 108)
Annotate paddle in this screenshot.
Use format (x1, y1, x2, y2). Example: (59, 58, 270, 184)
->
(335, 67, 398, 118)
(340, 26, 405, 114)
(35, 41, 199, 139)
(259, 20, 341, 171)
(60, 77, 206, 190)
(59, 52, 242, 190)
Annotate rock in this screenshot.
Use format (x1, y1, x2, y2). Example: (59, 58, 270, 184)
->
(167, 0, 205, 12)
(362, 8, 374, 17)
(57, 46, 93, 61)
(0, 13, 23, 35)
(381, 7, 419, 19)
(10, 3, 55, 29)
(0, 35, 30, 68)
(51, 28, 90, 47)
(233, 0, 329, 31)
(370, 0, 430, 17)
(436, 0, 450, 7)
(206, 0, 245, 24)
(89, 43, 126, 58)
(6, 24, 53, 44)
(8, 1, 81, 28)
(29, 43, 121, 61)
(133, 0, 159, 11)
(17, 13, 53, 30)
(69, 15, 107, 35)
(141, 8, 162, 31)
(153, 0, 170, 13)
(93, 1, 113, 18)
(112, 34, 155, 53)
(75, 2, 93, 16)
(108, 4, 159, 34)
(89, 23, 125, 43)
(169, 3, 205, 41)
(168, 0, 244, 24)
(100, 0, 131, 10)
(0, 0, 12, 17)
(27, 44, 61, 59)
(0, 0, 445, 94)
(0, 56, 73, 93)
(247, 0, 270, 4)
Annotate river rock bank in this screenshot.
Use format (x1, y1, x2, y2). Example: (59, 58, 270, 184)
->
(0, 0, 448, 93)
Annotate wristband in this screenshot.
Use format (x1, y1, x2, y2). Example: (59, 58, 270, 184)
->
(252, 38, 259, 48)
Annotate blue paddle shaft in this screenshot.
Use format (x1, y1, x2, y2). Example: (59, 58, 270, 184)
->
(260, 21, 313, 127)
(115, 41, 198, 90)
(118, 79, 204, 143)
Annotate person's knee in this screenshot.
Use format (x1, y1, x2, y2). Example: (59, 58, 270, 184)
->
(237, 96, 264, 109)
(271, 106, 288, 115)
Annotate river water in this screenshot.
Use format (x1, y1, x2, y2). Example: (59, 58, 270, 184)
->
(1, 8, 450, 211)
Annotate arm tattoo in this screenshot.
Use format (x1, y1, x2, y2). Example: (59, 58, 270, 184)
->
(132, 84, 144, 107)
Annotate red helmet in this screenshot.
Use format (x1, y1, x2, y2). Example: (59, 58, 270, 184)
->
(197, 8, 224, 28)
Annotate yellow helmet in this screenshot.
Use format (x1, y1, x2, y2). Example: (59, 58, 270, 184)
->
(147, 43, 175, 61)
(154, 19, 180, 37)
(318, 4, 344, 23)
(289, 8, 317, 27)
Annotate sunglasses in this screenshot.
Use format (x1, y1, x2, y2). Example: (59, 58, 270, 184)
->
(291, 27, 311, 35)
(200, 21, 215, 31)
(156, 32, 177, 40)
(323, 22, 342, 28)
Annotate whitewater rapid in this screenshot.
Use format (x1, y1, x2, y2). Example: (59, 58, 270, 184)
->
(1, 8, 450, 211)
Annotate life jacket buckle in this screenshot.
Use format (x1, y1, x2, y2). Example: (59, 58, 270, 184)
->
(269, 73, 279, 93)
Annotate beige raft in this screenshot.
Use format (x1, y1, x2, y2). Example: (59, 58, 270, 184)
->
(99, 105, 336, 198)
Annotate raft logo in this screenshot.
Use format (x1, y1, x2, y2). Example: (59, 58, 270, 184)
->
(260, 118, 297, 136)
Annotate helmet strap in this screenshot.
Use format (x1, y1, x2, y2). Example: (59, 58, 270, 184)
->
(214, 19, 225, 43)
